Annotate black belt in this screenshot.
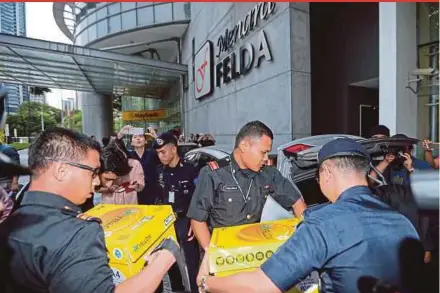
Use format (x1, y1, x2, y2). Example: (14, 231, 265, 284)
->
(174, 210, 188, 219)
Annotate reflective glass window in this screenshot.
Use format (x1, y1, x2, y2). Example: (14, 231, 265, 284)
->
(154, 3, 172, 23)
(137, 6, 154, 26)
(122, 10, 137, 30)
(108, 3, 121, 15)
(109, 15, 121, 33)
(97, 19, 108, 38)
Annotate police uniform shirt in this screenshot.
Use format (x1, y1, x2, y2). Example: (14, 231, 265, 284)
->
(5, 191, 115, 293)
(156, 160, 198, 217)
(261, 186, 419, 293)
(186, 155, 301, 228)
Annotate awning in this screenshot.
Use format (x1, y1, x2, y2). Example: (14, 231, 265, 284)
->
(0, 34, 187, 98)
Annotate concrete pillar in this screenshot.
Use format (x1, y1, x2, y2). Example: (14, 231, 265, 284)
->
(79, 92, 113, 143)
(379, 3, 418, 138)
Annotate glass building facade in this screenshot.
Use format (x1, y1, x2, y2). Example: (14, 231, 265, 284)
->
(72, 2, 191, 46)
(0, 2, 29, 114)
(61, 2, 190, 133)
(417, 2, 439, 143)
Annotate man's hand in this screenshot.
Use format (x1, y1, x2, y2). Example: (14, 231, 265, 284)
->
(401, 153, 413, 171)
(196, 252, 210, 286)
(144, 249, 176, 266)
(187, 225, 195, 242)
(422, 140, 434, 151)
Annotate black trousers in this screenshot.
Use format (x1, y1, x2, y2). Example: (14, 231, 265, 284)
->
(167, 217, 200, 293)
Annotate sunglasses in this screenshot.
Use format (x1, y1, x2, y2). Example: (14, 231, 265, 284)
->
(46, 158, 100, 178)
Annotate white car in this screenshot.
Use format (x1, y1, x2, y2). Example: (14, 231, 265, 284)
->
(184, 135, 420, 205)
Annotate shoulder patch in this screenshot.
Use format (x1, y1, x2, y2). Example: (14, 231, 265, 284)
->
(207, 161, 219, 171)
(61, 206, 102, 224)
(77, 213, 102, 224)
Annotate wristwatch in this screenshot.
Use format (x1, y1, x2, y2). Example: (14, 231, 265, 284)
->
(199, 275, 210, 293)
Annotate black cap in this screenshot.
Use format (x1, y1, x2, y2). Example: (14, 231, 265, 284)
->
(0, 153, 32, 177)
(152, 132, 177, 149)
(318, 138, 370, 166)
(370, 125, 390, 138)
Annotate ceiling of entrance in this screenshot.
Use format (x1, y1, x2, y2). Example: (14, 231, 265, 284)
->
(0, 34, 187, 98)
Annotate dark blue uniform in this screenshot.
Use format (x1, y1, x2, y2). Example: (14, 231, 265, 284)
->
(2, 191, 115, 293)
(156, 160, 200, 293)
(187, 155, 301, 228)
(261, 186, 419, 293)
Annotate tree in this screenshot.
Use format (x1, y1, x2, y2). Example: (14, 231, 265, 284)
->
(6, 101, 61, 137)
(30, 86, 51, 97)
(63, 110, 82, 133)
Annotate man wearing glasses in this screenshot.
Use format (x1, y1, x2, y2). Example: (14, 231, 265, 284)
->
(2, 128, 177, 293)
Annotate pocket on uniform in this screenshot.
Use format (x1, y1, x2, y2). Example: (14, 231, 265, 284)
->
(215, 184, 245, 218)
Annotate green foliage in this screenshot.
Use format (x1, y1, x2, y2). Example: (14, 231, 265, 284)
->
(62, 110, 82, 132)
(29, 87, 51, 96)
(10, 142, 30, 150)
(6, 101, 61, 137)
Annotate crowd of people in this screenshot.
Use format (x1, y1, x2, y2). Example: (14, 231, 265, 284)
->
(0, 120, 438, 293)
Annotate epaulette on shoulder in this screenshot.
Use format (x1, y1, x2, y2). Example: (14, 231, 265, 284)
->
(207, 157, 230, 171)
(77, 213, 103, 224)
(61, 206, 102, 224)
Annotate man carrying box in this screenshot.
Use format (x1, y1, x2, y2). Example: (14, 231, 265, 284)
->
(195, 138, 419, 293)
(187, 121, 307, 253)
(1, 128, 178, 293)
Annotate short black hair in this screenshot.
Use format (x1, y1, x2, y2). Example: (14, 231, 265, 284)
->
(100, 145, 132, 176)
(370, 125, 390, 138)
(234, 121, 274, 148)
(102, 137, 110, 147)
(29, 127, 101, 176)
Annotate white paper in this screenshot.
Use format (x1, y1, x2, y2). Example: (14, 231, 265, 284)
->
(260, 195, 294, 222)
(168, 191, 175, 203)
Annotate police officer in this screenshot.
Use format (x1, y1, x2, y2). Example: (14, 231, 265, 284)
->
(154, 132, 200, 293)
(187, 121, 307, 252)
(196, 138, 419, 293)
(0, 127, 177, 293)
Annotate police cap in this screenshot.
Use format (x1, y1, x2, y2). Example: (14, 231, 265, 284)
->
(318, 138, 370, 166)
(153, 132, 177, 149)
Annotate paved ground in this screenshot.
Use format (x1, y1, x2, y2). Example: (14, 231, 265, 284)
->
(16, 148, 174, 292)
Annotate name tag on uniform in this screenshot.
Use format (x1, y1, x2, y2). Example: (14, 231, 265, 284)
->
(222, 185, 239, 191)
(169, 191, 175, 203)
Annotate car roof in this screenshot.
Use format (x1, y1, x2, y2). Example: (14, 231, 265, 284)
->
(185, 146, 230, 159)
(278, 135, 419, 182)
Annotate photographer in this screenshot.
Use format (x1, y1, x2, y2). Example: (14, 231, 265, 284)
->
(370, 134, 432, 186)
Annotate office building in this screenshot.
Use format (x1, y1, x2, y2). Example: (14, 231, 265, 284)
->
(0, 2, 29, 114)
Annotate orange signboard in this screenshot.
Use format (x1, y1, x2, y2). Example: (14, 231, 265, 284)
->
(122, 109, 166, 121)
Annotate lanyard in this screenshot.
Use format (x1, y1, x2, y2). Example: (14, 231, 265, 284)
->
(230, 164, 254, 203)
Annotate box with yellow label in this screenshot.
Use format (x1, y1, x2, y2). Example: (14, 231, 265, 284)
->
(85, 204, 177, 284)
(209, 218, 301, 273)
(209, 218, 319, 293)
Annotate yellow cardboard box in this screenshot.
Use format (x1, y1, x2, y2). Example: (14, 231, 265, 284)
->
(209, 218, 301, 273)
(85, 204, 177, 284)
(209, 218, 319, 293)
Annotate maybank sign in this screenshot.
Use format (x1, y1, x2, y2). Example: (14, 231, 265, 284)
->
(122, 109, 166, 121)
(194, 2, 276, 100)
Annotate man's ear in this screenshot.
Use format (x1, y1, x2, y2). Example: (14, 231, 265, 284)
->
(52, 163, 68, 182)
(238, 138, 251, 153)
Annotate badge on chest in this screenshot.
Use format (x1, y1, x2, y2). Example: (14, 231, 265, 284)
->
(222, 185, 239, 191)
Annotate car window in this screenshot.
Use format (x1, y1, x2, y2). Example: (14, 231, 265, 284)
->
(296, 177, 328, 206)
